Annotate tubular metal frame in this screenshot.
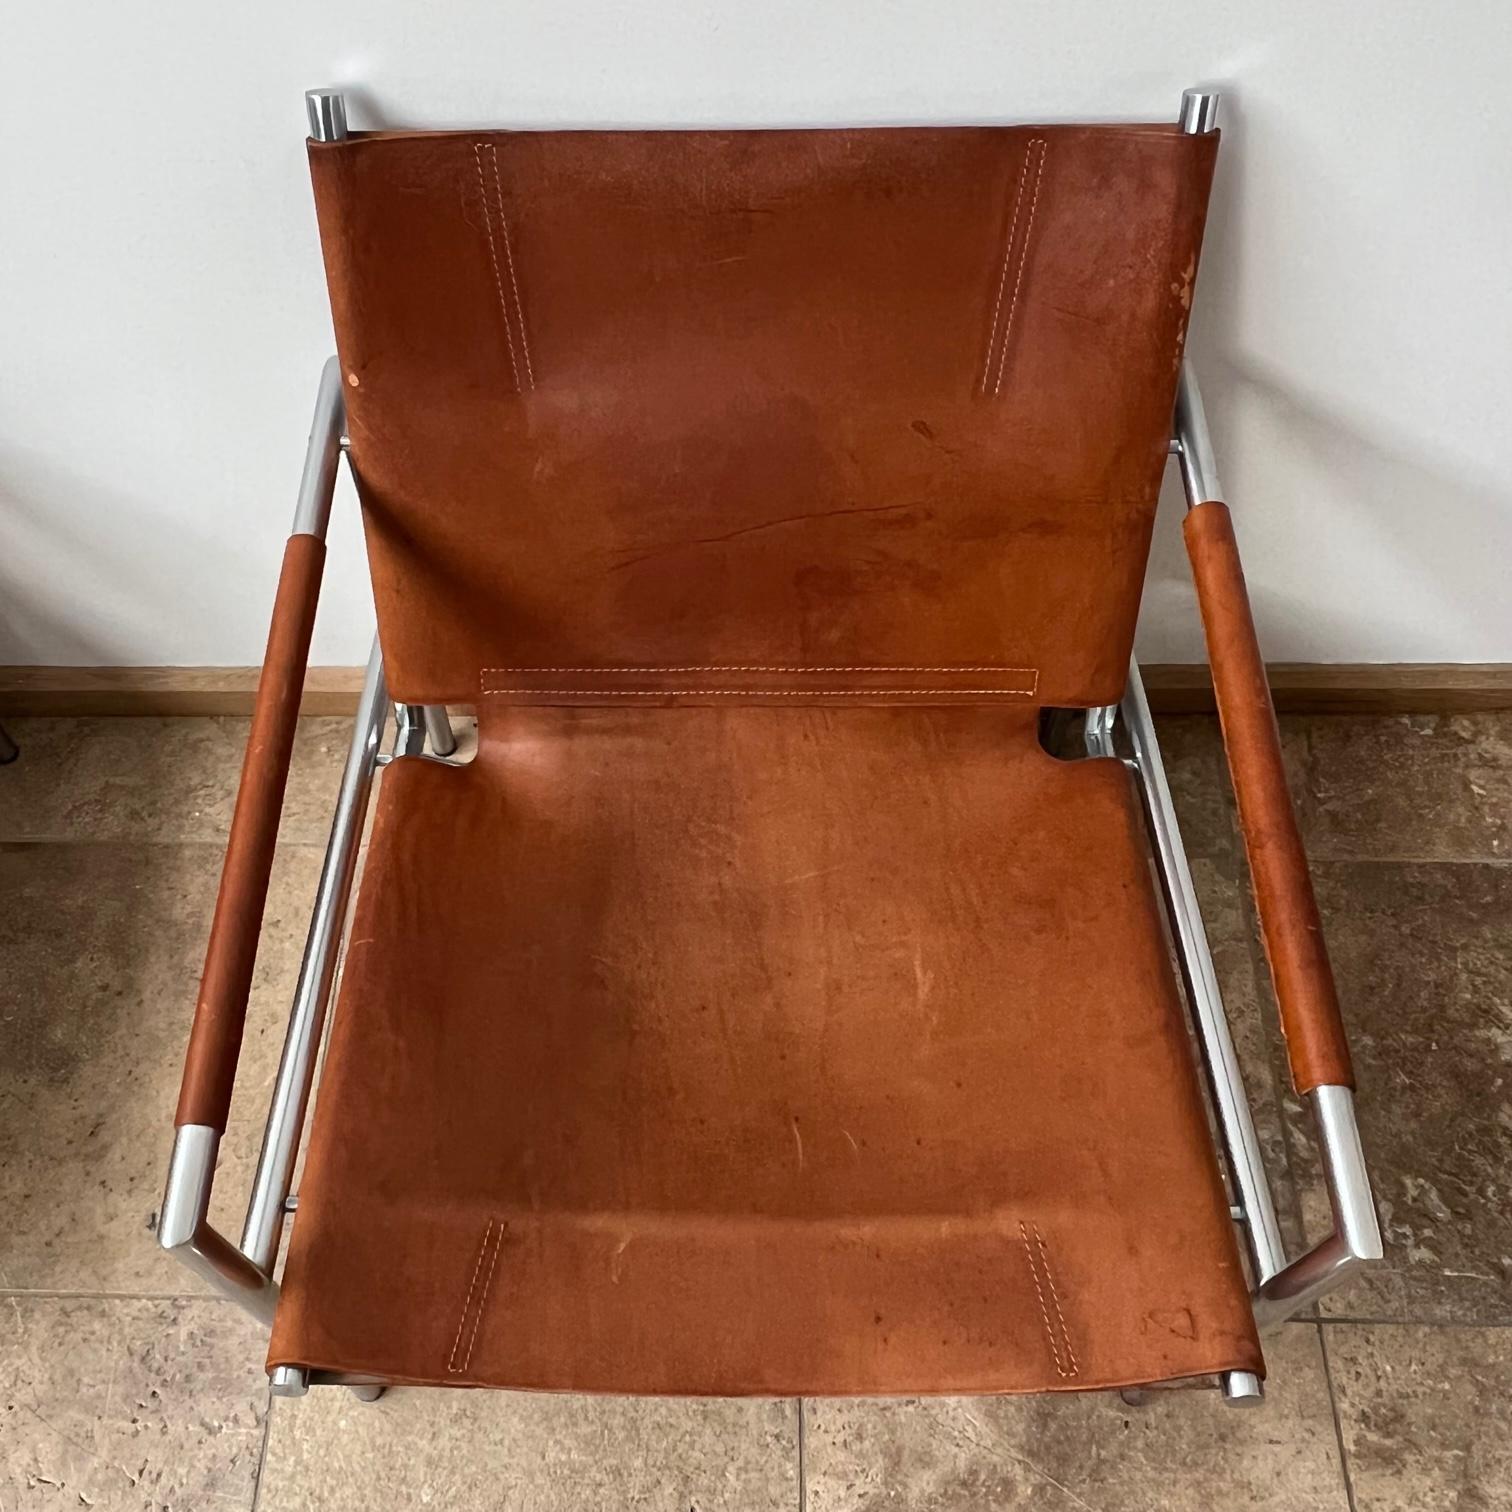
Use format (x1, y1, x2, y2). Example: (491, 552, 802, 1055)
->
(159, 83, 1379, 1406)
(156, 342, 453, 1394)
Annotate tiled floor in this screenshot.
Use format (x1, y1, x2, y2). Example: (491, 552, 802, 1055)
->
(1, 710, 1508, 1509)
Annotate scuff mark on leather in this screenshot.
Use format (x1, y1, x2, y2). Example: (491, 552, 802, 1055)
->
(609, 501, 926, 571)
(1146, 1306, 1197, 1340)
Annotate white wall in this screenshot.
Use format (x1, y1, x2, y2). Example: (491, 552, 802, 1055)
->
(3, 1, 1509, 669)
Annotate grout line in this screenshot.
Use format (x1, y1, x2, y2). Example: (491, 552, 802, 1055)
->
(250, 1380, 275, 1512)
(0, 1288, 243, 1302)
(1311, 1314, 1512, 1329)
(1317, 1321, 1360, 1512)
(796, 1397, 807, 1512)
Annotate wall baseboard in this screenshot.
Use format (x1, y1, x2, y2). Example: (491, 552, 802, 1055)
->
(0, 663, 1509, 718)
(1140, 662, 1512, 714)
(0, 665, 367, 717)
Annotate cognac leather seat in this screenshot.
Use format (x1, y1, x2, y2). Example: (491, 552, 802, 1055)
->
(270, 702, 1260, 1393)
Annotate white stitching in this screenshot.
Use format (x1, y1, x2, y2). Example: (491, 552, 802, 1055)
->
(487, 142, 534, 389)
(1019, 1220, 1078, 1378)
(1019, 1221, 1072, 1378)
(993, 140, 1047, 396)
(458, 1223, 503, 1373)
(479, 665, 1038, 675)
(473, 143, 522, 391)
(480, 687, 1037, 697)
(1032, 1223, 1079, 1376)
(447, 1219, 496, 1373)
(982, 140, 1040, 393)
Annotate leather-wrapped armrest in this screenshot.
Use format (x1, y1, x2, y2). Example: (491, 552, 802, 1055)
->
(174, 533, 326, 1131)
(1184, 500, 1354, 1094)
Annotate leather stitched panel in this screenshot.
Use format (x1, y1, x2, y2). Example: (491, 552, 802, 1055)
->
(308, 125, 1217, 707)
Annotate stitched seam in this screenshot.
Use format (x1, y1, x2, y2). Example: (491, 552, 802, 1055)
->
(479, 665, 1039, 675)
(1019, 1221, 1077, 1378)
(481, 687, 1038, 697)
(1018, 1221, 1071, 1378)
(1032, 1224, 1079, 1376)
(982, 140, 1039, 392)
(473, 143, 522, 391)
(993, 140, 1047, 396)
(487, 142, 535, 389)
(447, 1219, 496, 1373)
(459, 1223, 503, 1373)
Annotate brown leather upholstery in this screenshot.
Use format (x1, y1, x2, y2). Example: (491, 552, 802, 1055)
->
(309, 124, 1216, 708)
(270, 705, 1260, 1392)
(178, 532, 324, 1131)
(261, 122, 1272, 1393)
(1185, 502, 1353, 1093)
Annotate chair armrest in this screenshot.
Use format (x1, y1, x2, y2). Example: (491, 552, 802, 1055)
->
(174, 532, 326, 1131)
(1183, 499, 1353, 1094)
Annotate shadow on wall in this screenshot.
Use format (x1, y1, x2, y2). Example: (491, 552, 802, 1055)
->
(1143, 88, 1506, 663)
(0, 447, 287, 669)
(0, 457, 120, 668)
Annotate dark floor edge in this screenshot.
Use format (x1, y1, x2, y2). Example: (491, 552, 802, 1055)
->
(2, 664, 1511, 717)
(1317, 1322, 1361, 1512)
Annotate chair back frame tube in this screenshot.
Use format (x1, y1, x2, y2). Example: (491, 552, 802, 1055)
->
(304, 87, 458, 761)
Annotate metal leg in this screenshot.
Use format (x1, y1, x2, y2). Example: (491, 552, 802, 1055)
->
(389, 702, 460, 761)
(422, 705, 458, 757)
(1083, 704, 1118, 758)
(1222, 1371, 1265, 1406)
(393, 703, 428, 758)
(241, 639, 388, 1273)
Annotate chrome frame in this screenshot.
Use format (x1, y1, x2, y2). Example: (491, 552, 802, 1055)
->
(160, 82, 1379, 1405)
(157, 345, 451, 1382)
(1117, 356, 1382, 1390)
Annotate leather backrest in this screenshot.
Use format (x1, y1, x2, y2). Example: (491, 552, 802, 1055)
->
(309, 124, 1217, 706)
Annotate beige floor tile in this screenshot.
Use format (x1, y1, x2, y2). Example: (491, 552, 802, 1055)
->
(803, 1324, 1348, 1510)
(0, 716, 350, 844)
(1280, 862, 1512, 1323)
(258, 1386, 796, 1510)
(0, 1295, 268, 1511)
(1282, 713, 1512, 863)
(0, 841, 319, 1293)
(1327, 1323, 1512, 1510)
